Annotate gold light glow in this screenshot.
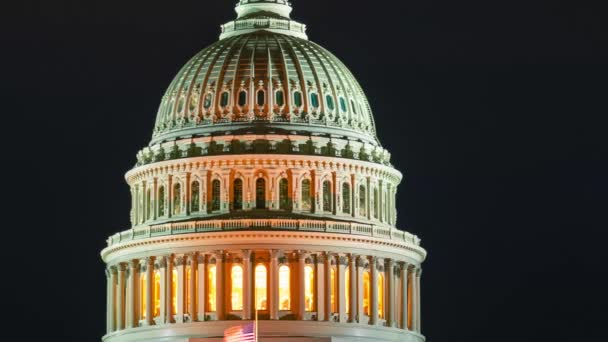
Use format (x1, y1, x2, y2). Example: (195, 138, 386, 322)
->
(154, 270, 161, 317)
(378, 273, 384, 318)
(140, 273, 147, 319)
(186, 268, 192, 314)
(171, 269, 178, 314)
(345, 268, 350, 314)
(304, 265, 314, 311)
(231, 265, 244, 310)
(363, 271, 370, 316)
(255, 264, 267, 310)
(330, 267, 337, 313)
(279, 265, 291, 310)
(208, 265, 217, 312)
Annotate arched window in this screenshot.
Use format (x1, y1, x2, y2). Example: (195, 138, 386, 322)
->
(305, 265, 314, 312)
(339, 97, 347, 112)
(140, 272, 147, 319)
(191, 181, 200, 213)
(363, 271, 371, 316)
(211, 180, 221, 212)
(203, 93, 213, 109)
(255, 265, 267, 310)
(238, 90, 247, 107)
(359, 185, 366, 217)
(326, 94, 335, 111)
(231, 265, 244, 311)
(146, 189, 151, 220)
(293, 91, 303, 107)
(158, 186, 166, 217)
(208, 265, 217, 312)
(279, 265, 291, 310)
(350, 99, 358, 115)
(378, 272, 385, 319)
(173, 183, 181, 215)
(177, 97, 185, 114)
(275, 90, 285, 106)
(279, 178, 289, 210)
(323, 180, 332, 212)
(310, 92, 319, 109)
(301, 179, 312, 211)
(345, 268, 350, 314)
(373, 187, 379, 219)
(342, 183, 351, 214)
(233, 179, 243, 210)
(257, 90, 265, 106)
(189, 95, 198, 113)
(330, 267, 337, 313)
(220, 91, 230, 107)
(256, 178, 266, 209)
(154, 270, 161, 317)
(171, 268, 178, 315)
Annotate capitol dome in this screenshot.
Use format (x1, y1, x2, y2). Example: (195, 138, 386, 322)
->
(102, 1, 426, 342)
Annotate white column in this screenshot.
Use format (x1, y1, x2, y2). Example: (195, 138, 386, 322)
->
(145, 257, 155, 326)
(106, 267, 116, 334)
(196, 254, 207, 322)
(348, 254, 357, 322)
(370, 257, 379, 325)
(409, 266, 417, 331)
(269, 249, 280, 320)
(323, 252, 332, 320)
(215, 251, 225, 320)
(175, 256, 185, 323)
(315, 254, 326, 321)
(116, 263, 126, 330)
(242, 250, 252, 320)
(356, 256, 364, 324)
(126, 260, 139, 328)
(165, 256, 174, 324)
(297, 251, 306, 320)
(416, 268, 422, 332)
(400, 263, 409, 330)
(387, 259, 395, 327)
(188, 254, 197, 322)
(337, 256, 347, 322)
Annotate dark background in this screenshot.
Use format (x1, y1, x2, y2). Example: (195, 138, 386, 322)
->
(3, 0, 606, 340)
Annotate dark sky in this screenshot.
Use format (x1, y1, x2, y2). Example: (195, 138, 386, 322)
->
(3, 0, 606, 341)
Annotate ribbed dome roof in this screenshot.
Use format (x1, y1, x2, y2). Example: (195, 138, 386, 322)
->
(151, 1, 379, 146)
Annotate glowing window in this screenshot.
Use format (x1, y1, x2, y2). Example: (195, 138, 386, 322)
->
(279, 178, 289, 210)
(345, 268, 350, 314)
(378, 272, 385, 318)
(275, 90, 285, 106)
(293, 91, 303, 107)
(191, 181, 200, 213)
(359, 185, 366, 217)
(326, 95, 335, 111)
(158, 186, 165, 217)
(255, 265, 268, 310)
(363, 271, 371, 316)
(342, 183, 351, 214)
(238, 90, 247, 107)
(231, 265, 244, 311)
(233, 179, 243, 210)
(310, 92, 319, 109)
(173, 183, 181, 215)
(256, 178, 266, 209)
(323, 180, 332, 212)
(203, 93, 213, 109)
(208, 265, 217, 312)
(154, 270, 161, 317)
(220, 91, 230, 107)
(279, 265, 291, 310)
(257, 90, 265, 106)
(304, 265, 314, 312)
(339, 97, 347, 112)
(330, 267, 337, 313)
(301, 179, 312, 211)
(211, 180, 221, 212)
(140, 272, 147, 319)
(171, 269, 178, 315)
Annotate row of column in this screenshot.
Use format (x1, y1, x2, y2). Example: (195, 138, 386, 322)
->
(105, 250, 422, 335)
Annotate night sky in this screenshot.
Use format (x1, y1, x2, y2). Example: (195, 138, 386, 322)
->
(3, 0, 606, 341)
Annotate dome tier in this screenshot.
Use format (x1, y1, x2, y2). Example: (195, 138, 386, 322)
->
(152, 30, 379, 146)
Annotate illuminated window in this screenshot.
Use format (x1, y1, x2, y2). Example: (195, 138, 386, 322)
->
(208, 265, 217, 312)
(310, 92, 319, 109)
(238, 90, 247, 107)
(339, 97, 347, 112)
(279, 178, 289, 210)
(363, 271, 371, 316)
(279, 265, 290, 310)
(220, 91, 230, 107)
(304, 265, 314, 312)
(293, 91, 303, 107)
(345, 268, 350, 314)
(378, 272, 385, 319)
(359, 185, 366, 217)
(330, 267, 337, 313)
(233, 179, 243, 210)
(256, 178, 266, 209)
(255, 265, 267, 310)
(191, 181, 200, 213)
(342, 183, 351, 214)
(231, 265, 244, 311)
(373, 187, 379, 219)
(211, 180, 221, 212)
(173, 183, 181, 215)
(203, 93, 213, 109)
(257, 90, 265, 106)
(158, 186, 165, 217)
(326, 94, 335, 111)
(154, 270, 161, 317)
(186, 267, 192, 315)
(171, 269, 178, 315)
(323, 180, 332, 212)
(275, 90, 285, 106)
(145, 189, 151, 220)
(140, 272, 147, 319)
(301, 179, 312, 211)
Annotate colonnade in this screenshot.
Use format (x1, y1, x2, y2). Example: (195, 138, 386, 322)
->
(105, 249, 422, 335)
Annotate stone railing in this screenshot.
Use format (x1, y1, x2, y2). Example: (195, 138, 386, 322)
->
(107, 219, 421, 247)
(220, 17, 307, 39)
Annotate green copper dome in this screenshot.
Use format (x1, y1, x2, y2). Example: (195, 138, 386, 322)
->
(151, 1, 379, 146)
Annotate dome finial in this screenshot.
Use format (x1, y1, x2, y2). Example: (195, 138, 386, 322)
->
(235, 0, 293, 19)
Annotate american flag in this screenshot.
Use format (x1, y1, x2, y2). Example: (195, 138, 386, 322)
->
(223, 322, 255, 342)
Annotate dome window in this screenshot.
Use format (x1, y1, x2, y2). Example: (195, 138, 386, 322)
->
(256, 90, 265, 106)
(203, 93, 213, 110)
(293, 91, 303, 107)
(220, 91, 230, 107)
(177, 98, 185, 114)
(326, 95, 335, 111)
(275, 90, 285, 106)
(339, 97, 347, 112)
(238, 90, 247, 107)
(350, 99, 358, 115)
(310, 92, 319, 109)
